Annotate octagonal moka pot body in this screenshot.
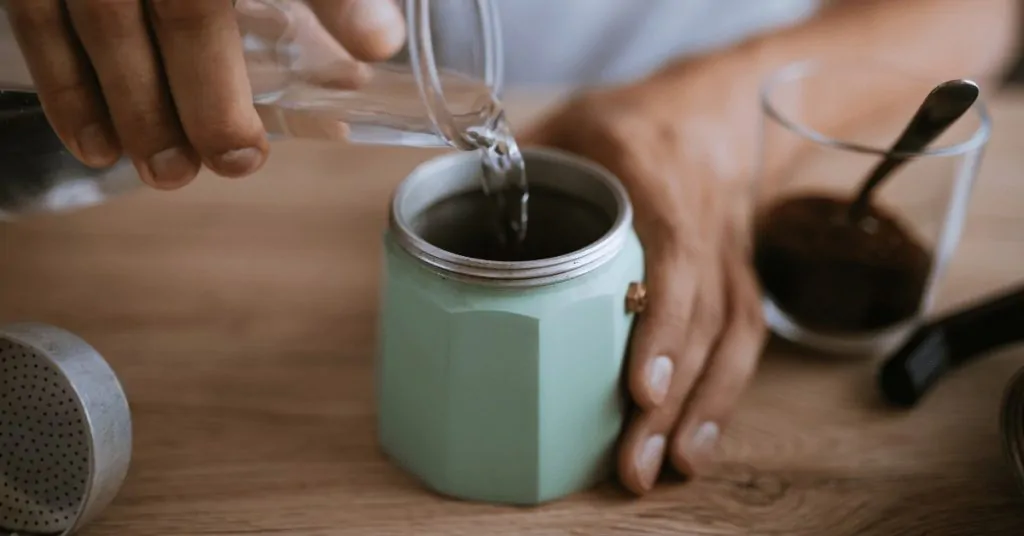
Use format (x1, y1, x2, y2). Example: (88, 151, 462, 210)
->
(377, 147, 645, 505)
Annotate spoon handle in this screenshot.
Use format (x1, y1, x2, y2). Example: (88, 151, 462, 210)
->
(878, 282, 1024, 408)
(849, 80, 980, 217)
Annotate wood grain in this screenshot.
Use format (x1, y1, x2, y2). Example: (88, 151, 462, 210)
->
(2, 91, 1024, 536)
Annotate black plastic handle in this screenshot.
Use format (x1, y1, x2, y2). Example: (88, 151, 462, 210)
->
(878, 282, 1024, 407)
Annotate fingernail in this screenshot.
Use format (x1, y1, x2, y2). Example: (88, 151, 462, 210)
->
(76, 123, 120, 166)
(210, 147, 265, 177)
(141, 147, 198, 190)
(647, 356, 673, 405)
(635, 434, 665, 490)
(678, 421, 719, 468)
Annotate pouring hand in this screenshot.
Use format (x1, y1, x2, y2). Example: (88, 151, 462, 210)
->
(5, 0, 405, 190)
(521, 82, 767, 494)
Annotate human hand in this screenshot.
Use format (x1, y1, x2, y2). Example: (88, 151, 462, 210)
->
(521, 74, 768, 494)
(5, 0, 405, 189)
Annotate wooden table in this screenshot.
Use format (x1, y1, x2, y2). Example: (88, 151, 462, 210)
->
(3, 90, 1024, 536)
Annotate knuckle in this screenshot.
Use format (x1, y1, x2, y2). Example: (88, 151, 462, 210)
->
(644, 210, 707, 260)
(147, 0, 224, 22)
(39, 83, 98, 120)
(577, 91, 678, 154)
(653, 121, 683, 149)
(649, 307, 690, 339)
(646, 233, 701, 270)
(118, 124, 182, 154)
(568, 94, 633, 146)
(107, 94, 165, 126)
(34, 87, 104, 146)
(103, 102, 184, 154)
(7, 0, 60, 27)
(731, 281, 766, 333)
(639, 215, 694, 254)
(698, 358, 757, 415)
(720, 356, 758, 397)
(695, 302, 725, 338)
(588, 121, 632, 158)
(690, 282, 725, 337)
(79, 0, 137, 12)
(739, 300, 766, 333)
(674, 352, 708, 388)
(72, 0, 132, 20)
(69, 0, 146, 40)
(722, 332, 764, 386)
(188, 118, 264, 154)
(723, 302, 766, 352)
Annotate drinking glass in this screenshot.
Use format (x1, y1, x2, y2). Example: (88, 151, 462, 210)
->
(0, 0, 504, 219)
(753, 58, 992, 356)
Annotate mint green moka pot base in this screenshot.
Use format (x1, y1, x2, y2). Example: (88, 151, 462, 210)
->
(377, 148, 645, 506)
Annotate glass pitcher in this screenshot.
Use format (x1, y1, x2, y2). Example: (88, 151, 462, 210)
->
(0, 0, 505, 219)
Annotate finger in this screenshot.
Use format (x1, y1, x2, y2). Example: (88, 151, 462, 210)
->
(65, 0, 201, 190)
(306, 0, 406, 62)
(287, 4, 373, 89)
(148, 0, 269, 178)
(627, 245, 702, 409)
(238, 0, 372, 92)
(669, 240, 766, 476)
(617, 255, 722, 494)
(256, 105, 349, 141)
(527, 106, 705, 409)
(616, 407, 669, 495)
(5, 0, 121, 168)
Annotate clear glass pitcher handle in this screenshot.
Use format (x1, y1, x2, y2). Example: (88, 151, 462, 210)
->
(237, 0, 505, 148)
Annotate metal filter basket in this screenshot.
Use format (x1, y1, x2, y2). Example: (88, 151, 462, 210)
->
(0, 323, 132, 536)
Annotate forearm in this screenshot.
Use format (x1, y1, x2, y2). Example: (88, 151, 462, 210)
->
(640, 0, 1020, 183)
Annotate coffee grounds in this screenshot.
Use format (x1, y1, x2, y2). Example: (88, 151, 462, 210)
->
(753, 194, 933, 334)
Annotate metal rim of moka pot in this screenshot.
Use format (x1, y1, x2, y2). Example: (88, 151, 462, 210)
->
(389, 147, 634, 288)
(0, 322, 132, 536)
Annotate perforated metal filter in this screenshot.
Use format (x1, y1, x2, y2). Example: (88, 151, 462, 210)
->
(0, 323, 132, 536)
(1, 341, 89, 533)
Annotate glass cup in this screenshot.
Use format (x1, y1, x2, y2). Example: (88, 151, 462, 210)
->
(752, 58, 992, 356)
(0, 0, 503, 219)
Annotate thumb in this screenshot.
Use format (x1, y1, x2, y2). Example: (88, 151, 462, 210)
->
(241, 0, 373, 92)
(305, 0, 406, 62)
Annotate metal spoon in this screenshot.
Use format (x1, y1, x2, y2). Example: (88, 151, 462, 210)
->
(848, 79, 980, 221)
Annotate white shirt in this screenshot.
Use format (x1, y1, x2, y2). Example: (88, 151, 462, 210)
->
(496, 0, 821, 86)
(0, 0, 821, 88)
